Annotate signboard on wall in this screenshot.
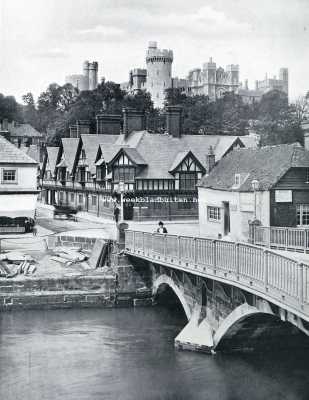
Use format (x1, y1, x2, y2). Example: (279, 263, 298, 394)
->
(275, 190, 292, 203)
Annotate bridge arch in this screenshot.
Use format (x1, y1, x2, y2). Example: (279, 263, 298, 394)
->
(152, 274, 191, 320)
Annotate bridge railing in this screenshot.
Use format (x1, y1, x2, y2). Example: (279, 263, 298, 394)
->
(125, 230, 309, 319)
(253, 225, 309, 253)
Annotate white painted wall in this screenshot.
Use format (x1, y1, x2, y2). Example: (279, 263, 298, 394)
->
(198, 188, 270, 242)
(0, 194, 38, 217)
(0, 165, 37, 190)
(0, 164, 38, 217)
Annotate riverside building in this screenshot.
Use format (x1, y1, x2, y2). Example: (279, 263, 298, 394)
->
(41, 107, 257, 221)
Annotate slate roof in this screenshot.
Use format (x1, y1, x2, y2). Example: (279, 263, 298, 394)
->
(46, 147, 59, 174)
(114, 132, 246, 179)
(61, 138, 80, 173)
(81, 134, 118, 174)
(169, 151, 190, 172)
(25, 145, 41, 165)
(10, 123, 42, 137)
(0, 135, 37, 164)
(198, 143, 309, 192)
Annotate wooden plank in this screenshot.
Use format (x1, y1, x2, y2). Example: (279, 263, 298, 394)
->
(88, 239, 105, 269)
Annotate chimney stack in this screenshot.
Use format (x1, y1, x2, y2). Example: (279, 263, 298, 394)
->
(123, 108, 146, 136)
(2, 118, 8, 131)
(206, 146, 215, 173)
(255, 80, 259, 90)
(244, 79, 248, 90)
(302, 122, 309, 151)
(166, 105, 183, 138)
(96, 114, 122, 135)
(69, 124, 78, 138)
(77, 120, 91, 136)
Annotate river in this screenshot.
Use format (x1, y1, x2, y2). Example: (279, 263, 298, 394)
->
(1, 307, 309, 400)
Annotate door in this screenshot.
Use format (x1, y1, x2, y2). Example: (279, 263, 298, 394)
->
(223, 201, 230, 236)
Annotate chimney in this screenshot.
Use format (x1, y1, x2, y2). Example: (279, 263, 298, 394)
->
(123, 108, 146, 136)
(77, 120, 91, 136)
(302, 122, 309, 151)
(96, 114, 121, 135)
(2, 118, 8, 131)
(69, 125, 78, 138)
(255, 80, 259, 90)
(206, 146, 215, 173)
(166, 105, 183, 138)
(244, 79, 248, 90)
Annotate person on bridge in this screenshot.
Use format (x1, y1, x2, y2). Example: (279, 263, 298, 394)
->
(157, 221, 167, 234)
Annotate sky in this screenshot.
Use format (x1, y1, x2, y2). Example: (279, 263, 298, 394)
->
(0, 0, 308, 102)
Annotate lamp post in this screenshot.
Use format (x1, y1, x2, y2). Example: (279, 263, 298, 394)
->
(118, 181, 125, 222)
(251, 179, 260, 221)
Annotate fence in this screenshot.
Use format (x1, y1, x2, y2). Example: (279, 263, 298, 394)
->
(125, 230, 309, 320)
(253, 226, 309, 253)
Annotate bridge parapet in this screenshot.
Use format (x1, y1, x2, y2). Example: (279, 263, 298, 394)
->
(125, 230, 309, 323)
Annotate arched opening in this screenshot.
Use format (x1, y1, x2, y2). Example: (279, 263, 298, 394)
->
(216, 312, 309, 353)
(154, 283, 187, 322)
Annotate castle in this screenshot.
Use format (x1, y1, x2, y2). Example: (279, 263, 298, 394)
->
(65, 60, 99, 91)
(121, 41, 289, 108)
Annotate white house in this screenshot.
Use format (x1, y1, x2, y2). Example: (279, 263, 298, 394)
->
(198, 143, 309, 242)
(0, 135, 39, 220)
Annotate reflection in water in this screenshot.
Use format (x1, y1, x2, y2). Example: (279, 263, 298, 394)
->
(1, 307, 309, 400)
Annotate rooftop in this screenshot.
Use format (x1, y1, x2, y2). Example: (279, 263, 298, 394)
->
(0, 136, 38, 164)
(198, 143, 308, 192)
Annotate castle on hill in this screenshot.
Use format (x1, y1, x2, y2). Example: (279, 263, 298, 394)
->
(121, 41, 289, 108)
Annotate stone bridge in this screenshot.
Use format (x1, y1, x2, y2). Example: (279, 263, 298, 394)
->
(124, 230, 309, 353)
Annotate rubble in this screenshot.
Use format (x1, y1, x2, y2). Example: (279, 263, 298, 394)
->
(0, 251, 37, 278)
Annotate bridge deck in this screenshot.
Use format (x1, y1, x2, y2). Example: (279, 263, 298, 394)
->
(124, 230, 309, 323)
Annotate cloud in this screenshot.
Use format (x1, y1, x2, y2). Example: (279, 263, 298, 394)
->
(31, 48, 69, 59)
(76, 25, 125, 40)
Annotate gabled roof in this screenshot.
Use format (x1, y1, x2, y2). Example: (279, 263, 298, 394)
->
(80, 134, 118, 173)
(121, 148, 146, 165)
(122, 131, 247, 179)
(45, 146, 59, 174)
(10, 123, 42, 137)
(61, 138, 80, 173)
(168, 150, 206, 173)
(0, 135, 37, 164)
(198, 143, 308, 192)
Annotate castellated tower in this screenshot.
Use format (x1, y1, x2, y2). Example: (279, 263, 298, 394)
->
(65, 60, 99, 91)
(146, 41, 173, 108)
(89, 61, 98, 90)
(279, 68, 289, 96)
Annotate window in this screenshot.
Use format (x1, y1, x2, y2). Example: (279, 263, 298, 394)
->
(92, 195, 97, 206)
(179, 172, 198, 190)
(70, 193, 74, 202)
(297, 204, 309, 225)
(113, 166, 135, 182)
(2, 169, 17, 183)
(306, 169, 309, 183)
(78, 194, 83, 204)
(207, 206, 221, 221)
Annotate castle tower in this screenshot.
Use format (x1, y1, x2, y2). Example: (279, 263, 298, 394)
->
(279, 68, 289, 96)
(226, 64, 240, 87)
(146, 41, 173, 108)
(89, 61, 98, 90)
(81, 60, 90, 91)
(202, 58, 217, 100)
